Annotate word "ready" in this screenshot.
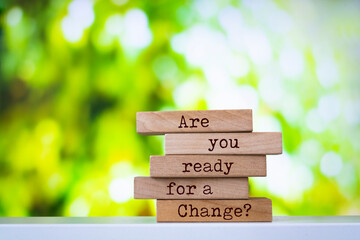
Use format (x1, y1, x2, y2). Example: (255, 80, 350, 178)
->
(182, 159, 234, 175)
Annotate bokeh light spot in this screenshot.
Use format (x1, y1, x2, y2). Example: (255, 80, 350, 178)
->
(337, 163, 356, 189)
(171, 33, 187, 54)
(153, 56, 178, 82)
(306, 108, 326, 133)
(227, 54, 250, 78)
(61, 0, 94, 43)
(69, 197, 90, 216)
(280, 93, 304, 126)
(109, 177, 133, 203)
(110, 161, 133, 178)
(218, 6, 246, 53)
(267, 154, 314, 201)
(298, 139, 324, 166)
(6, 7, 23, 27)
(184, 24, 228, 68)
(68, 0, 95, 28)
(320, 152, 343, 177)
(207, 84, 259, 110)
(245, 29, 272, 65)
(173, 78, 206, 109)
(61, 16, 84, 43)
(279, 45, 304, 79)
(193, 0, 217, 20)
(266, 8, 293, 35)
(123, 9, 152, 49)
(111, 0, 128, 6)
(318, 94, 341, 123)
(316, 56, 339, 89)
(259, 75, 284, 110)
(47, 173, 63, 191)
(254, 115, 282, 132)
(344, 99, 360, 125)
(105, 14, 123, 36)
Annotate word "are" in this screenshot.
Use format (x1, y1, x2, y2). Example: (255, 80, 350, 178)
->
(178, 115, 209, 129)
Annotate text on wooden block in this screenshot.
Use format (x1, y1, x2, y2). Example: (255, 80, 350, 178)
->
(156, 198, 272, 222)
(134, 177, 249, 199)
(136, 110, 252, 135)
(150, 155, 266, 177)
(165, 132, 282, 155)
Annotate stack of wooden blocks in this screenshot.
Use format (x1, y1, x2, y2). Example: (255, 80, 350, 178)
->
(134, 110, 282, 222)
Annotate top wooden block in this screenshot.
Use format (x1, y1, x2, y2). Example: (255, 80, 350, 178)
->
(136, 110, 252, 135)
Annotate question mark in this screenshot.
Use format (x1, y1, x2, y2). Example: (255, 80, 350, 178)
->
(243, 204, 252, 216)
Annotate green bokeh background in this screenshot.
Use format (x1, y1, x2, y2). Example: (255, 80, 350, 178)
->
(0, 0, 359, 216)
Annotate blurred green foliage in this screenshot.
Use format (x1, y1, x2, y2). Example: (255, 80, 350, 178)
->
(0, 0, 360, 216)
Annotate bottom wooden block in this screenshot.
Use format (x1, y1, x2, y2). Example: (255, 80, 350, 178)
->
(156, 198, 272, 222)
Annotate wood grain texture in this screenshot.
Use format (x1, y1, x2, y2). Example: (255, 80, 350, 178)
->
(165, 132, 282, 155)
(150, 155, 266, 177)
(134, 177, 248, 199)
(136, 110, 252, 135)
(157, 198, 272, 222)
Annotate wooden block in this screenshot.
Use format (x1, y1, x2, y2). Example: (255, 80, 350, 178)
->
(165, 132, 282, 155)
(156, 198, 272, 222)
(136, 110, 252, 135)
(134, 177, 248, 199)
(150, 155, 266, 177)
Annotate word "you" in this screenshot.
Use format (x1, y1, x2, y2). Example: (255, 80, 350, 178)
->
(208, 139, 240, 152)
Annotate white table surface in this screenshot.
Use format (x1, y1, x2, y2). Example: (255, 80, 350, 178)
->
(0, 216, 359, 240)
